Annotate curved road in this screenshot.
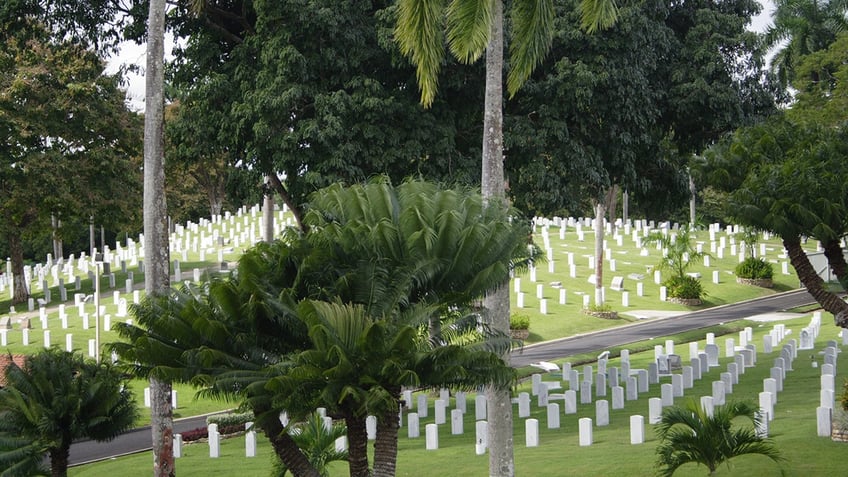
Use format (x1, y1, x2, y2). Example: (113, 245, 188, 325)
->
(510, 288, 815, 367)
(70, 289, 816, 466)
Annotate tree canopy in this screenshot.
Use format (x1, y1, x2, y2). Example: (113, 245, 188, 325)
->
(0, 21, 141, 302)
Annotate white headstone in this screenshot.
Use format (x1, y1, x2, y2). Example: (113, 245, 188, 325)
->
(475, 420, 487, 455)
(648, 398, 662, 424)
(408, 413, 420, 438)
(578, 418, 593, 446)
(547, 403, 560, 429)
(425, 424, 439, 450)
(596, 400, 610, 426)
(630, 415, 645, 444)
(525, 418, 539, 447)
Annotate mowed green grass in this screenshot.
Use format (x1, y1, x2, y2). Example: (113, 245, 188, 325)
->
(71, 312, 848, 476)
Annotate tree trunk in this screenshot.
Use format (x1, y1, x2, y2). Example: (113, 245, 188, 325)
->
(49, 444, 70, 477)
(481, 2, 514, 476)
(372, 390, 401, 477)
(604, 184, 619, 229)
(689, 172, 696, 226)
(345, 413, 371, 477)
(594, 201, 605, 306)
(89, 216, 95, 256)
(267, 173, 307, 232)
(260, 415, 320, 477)
(144, 0, 174, 475)
(784, 236, 848, 326)
(823, 238, 848, 285)
(8, 230, 29, 304)
(622, 189, 629, 224)
(263, 175, 275, 243)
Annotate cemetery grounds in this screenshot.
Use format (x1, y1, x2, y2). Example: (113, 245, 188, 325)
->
(1, 210, 846, 475)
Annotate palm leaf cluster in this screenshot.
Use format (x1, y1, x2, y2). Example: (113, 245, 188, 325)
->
(394, 0, 616, 106)
(0, 349, 137, 477)
(272, 411, 349, 477)
(655, 400, 783, 476)
(114, 178, 534, 476)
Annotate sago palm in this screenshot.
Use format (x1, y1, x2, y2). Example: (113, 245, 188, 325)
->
(655, 399, 783, 476)
(0, 349, 137, 477)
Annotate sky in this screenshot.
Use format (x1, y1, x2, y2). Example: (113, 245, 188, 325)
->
(106, 1, 776, 112)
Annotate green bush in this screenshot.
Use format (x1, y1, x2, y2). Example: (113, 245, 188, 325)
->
(587, 303, 614, 313)
(510, 313, 530, 330)
(207, 412, 254, 428)
(663, 275, 703, 299)
(735, 257, 774, 280)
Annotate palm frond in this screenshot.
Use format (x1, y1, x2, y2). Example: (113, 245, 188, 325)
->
(507, 0, 555, 97)
(445, 0, 494, 63)
(395, 0, 448, 107)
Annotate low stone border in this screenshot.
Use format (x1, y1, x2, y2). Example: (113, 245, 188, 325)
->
(736, 277, 774, 288)
(510, 329, 530, 340)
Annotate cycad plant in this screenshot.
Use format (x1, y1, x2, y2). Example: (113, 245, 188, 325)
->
(272, 411, 348, 477)
(0, 349, 137, 477)
(643, 225, 707, 301)
(655, 399, 783, 476)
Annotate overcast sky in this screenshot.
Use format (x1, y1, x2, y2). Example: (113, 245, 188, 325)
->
(106, 1, 776, 112)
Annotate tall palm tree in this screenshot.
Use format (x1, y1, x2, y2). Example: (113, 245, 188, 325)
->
(656, 400, 783, 476)
(395, 3, 618, 473)
(0, 349, 137, 477)
(765, 0, 848, 87)
(143, 0, 174, 474)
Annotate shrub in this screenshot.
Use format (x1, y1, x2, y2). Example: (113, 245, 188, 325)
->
(735, 257, 774, 280)
(181, 427, 208, 442)
(663, 275, 703, 299)
(587, 303, 614, 313)
(207, 412, 254, 428)
(510, 314, 530, 330)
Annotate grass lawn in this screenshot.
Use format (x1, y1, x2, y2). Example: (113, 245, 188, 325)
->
(71, 312, 848, 476)
(4, 212, 842, 474)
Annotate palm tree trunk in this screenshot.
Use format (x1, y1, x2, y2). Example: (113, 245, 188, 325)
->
(345, 413, 371, 477)
(784, 236, 848, 326)
(372, 399, 400, 477)
(49, 445, 69, 477)
(481, 2, 515, 476)
(260, 417, 321, 477)
(144, 1, 174, 475)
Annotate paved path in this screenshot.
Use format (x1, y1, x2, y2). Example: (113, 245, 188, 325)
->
(510, 289, 815, 367)
(69, 289, 816, 466)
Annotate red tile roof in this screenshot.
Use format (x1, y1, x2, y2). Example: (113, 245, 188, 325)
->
(0, 354, 28, 388)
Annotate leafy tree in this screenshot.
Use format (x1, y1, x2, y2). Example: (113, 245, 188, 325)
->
(0, 22, 141, 303)
(643, 226, 707, 301)
(656, 399, 782, 476)
(723, 115, 848, 324)
(505, 0, 779, 218)
(160, 0, 487, 231)
(0, 349, 137, 477)
(765, 0, 848, 88)
(787, 32, 848, 126)
(164, 101, 258, 223)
